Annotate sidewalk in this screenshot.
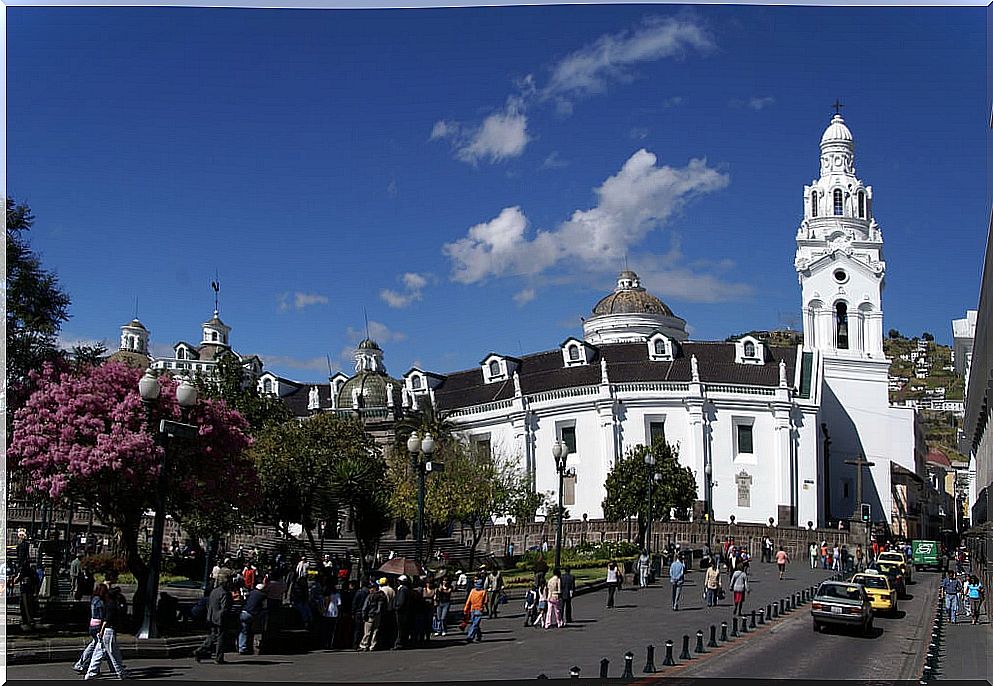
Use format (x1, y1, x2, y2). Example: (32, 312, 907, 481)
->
(936, 566, 993, 681)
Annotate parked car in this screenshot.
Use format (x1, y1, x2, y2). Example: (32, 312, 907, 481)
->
(867, 561, 906, 598)
(877, 550, 913, 583)
(851, 572, 898, 615)
(811, 580, 874, 635)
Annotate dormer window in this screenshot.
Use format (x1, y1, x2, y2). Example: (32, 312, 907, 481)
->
(647, 332, 675, 361)
(735, 336, 765, 365)
(411, 375, 422, 390)
(481, 354, 517, 383)
(568, 345, 580, 362)
(489, 360, 500, 377)
(559, 338, 590, 367)
(263, 378, 273, 394)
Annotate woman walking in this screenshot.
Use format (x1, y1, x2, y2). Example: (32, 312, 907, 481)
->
(965, 575, 984, 625)
(605, 561, 621, 608)
(775, 546, 790, 581)
(83, 582, 128, 680)
(544, 568, 564, 629)
(704, 560, 722, 607)
(72, 583, 107, 676)
(434, 577, 452, 636)
(730, 566, 749, 616)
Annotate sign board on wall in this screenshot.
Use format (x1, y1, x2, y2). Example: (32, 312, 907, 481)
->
(736, 470, 752, 508)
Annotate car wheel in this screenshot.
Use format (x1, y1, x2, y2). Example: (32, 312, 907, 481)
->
(813, 620, 822, 632)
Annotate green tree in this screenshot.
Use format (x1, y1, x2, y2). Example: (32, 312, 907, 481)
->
(601, 440, 697, 546)
(194, 351, 292, 436)
(251, 413, 387, 569)
(5, 197, 72, 419)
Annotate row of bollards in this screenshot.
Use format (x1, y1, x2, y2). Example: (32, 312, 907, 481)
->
(922, 587, 944, 683)
(548, 577, 828, 679)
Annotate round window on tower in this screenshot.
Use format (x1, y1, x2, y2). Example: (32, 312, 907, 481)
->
(833, 269, 849, 284)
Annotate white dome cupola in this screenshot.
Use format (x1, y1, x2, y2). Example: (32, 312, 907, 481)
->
(120, 318, 149, 354)
(795, 109, 886, 359)
(583, 270, 688, 344)
(202, 309, 231, 347)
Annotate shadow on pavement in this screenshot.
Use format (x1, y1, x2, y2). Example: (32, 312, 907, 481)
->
(127, 666, 192, 679)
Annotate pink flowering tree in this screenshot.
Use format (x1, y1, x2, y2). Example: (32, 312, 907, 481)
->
(8, 361, 257, 615)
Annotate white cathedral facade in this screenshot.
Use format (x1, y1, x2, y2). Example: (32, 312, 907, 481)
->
(378, 113, 923, 532)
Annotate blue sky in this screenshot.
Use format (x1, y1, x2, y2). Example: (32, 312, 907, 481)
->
(7, 4, 988, 382)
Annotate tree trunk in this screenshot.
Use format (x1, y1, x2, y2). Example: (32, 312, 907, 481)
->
(303, 525, 325, 570)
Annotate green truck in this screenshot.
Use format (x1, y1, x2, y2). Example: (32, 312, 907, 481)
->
(911, 540, 945, 571)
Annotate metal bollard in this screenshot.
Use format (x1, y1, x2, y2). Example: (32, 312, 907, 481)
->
(599, 658, 610, 679)
(750, 609, 757, 628)
(759, 608, 766, 625)
(663, 640, 676, 666)
(644, 645, 657, 673)
(570, 666, 581, 679)
(741, 614, 749, 633)
(720, 621, 729, 642)
(680, 635, 693, 660)
(623, 651, 634, 678)
(708, 625, 719, 648)
(780, 598, 786, 615)
(922, 664, 933, 683)
(731, 616, 739, 637)
(695, 630, 706, 653)
(537, 675, 548, 680)
(772, 602, 779, 618)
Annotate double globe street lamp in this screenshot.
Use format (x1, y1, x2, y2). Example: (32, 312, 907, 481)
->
(551, 440, 573, 571)
(406, 432, 436, 565)
(137, 370, 198, 640)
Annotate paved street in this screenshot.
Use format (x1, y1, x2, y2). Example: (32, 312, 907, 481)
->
(672, 570, 943, 680)
(9, 560, 837, 681)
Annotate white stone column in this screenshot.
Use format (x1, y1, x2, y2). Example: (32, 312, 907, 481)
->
(774, 406, 792, 525)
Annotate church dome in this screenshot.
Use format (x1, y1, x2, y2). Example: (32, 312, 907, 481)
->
(357, 338, 382, 351)
(336, 371, 403, 409)
(820, 114, 853, 145)
(592, 271, 674, 316)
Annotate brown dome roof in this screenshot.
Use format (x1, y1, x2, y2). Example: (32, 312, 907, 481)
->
(592, 271, 674, 316)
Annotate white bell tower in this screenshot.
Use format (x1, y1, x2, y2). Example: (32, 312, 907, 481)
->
(795, 111, 885, 358)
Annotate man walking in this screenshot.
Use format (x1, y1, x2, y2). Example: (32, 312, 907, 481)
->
(358, 580, 387, 651)
(196, 578, 232, 664)
(940, 570, 963, 624)
(775, 546, 790, 581)
(485, 567, 504, 618)
(560, 567, 575, 624)
(638, 550, 651, 587)
(669, 553, 686, 611)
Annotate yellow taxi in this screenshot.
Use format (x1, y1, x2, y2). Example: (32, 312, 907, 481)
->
(851, 572, 898, 615)
(877, 550, 913, 583)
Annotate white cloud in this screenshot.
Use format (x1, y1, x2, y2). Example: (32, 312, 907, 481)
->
(544, 17, 714, 101)
(346, 320, 407, 344)
(542, 151, 569, 169)
(513, 288, 537, 306)
(57, 333, 108, 352)
(747, 96, 775, 111)
(387, 178, 398, 198)
(629, 127, 649, 140)
(443, 149, 729, 284)
(380, 272, 430, 309)
(278, 292, 329, 312)
(261, 354, 329, 371)
(431, 16, 711, 165)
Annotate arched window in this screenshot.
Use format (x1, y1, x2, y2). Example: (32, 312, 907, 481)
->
(568, 345, 580, 361)
(411, 376, 422, 390)
(857, 191, 865, 219)
(263, 379, 272, 394)
(177, 348, 185, 360)
(833, 189, 844, 216)
(211, 332, 218, 342)
(810, 191, 818, 218)
(744, 341, 756, 357)
(129, 336, 136, 350)
(654, 339, 665, 355)
(488, 360, 501, 377)
(836, 302, 849, 349)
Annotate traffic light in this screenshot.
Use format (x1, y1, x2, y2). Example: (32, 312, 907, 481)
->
(860, 503, 871, 522)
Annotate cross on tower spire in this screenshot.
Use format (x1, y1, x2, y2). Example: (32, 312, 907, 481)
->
(832, 99, 844, 116)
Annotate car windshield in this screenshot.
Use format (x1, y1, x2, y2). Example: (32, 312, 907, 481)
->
(878, 553, 902, 562)
(854, 575, 887, 589)
(818, 584, 863, 601)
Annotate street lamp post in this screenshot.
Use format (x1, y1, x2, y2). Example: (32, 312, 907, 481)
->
(552, 440, 571, 571)
(137, 371, 198, 640)
(406, 432, 435, 566)
(704, 463, 714, 549)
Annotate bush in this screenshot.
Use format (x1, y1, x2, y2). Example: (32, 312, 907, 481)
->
(82, 553, 128, 577)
